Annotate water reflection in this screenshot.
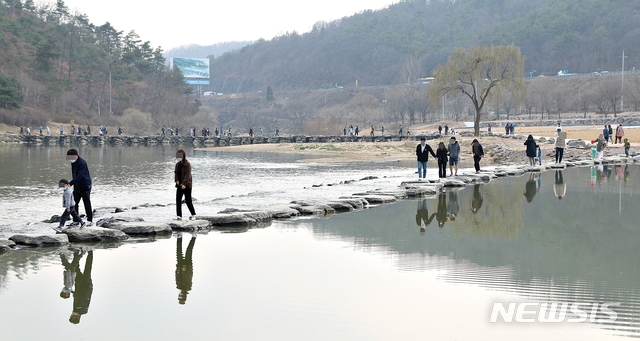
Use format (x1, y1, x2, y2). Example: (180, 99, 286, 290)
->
(60, 250, 93, 324)
(554, 170, 566, 199)
(471, 184, 482, 214)
(175, 236, 196, 305)
(415, 200, 435, 232)
(302, 166, 640, 337)
(524, 173, 539, 203)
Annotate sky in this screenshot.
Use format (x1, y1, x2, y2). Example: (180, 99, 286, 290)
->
(60, 0, 397, 52)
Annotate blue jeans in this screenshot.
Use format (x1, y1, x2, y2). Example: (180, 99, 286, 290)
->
(417, 161, 427, 178)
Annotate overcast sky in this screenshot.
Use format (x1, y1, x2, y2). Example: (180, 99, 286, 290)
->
(60, 0, 397, 51)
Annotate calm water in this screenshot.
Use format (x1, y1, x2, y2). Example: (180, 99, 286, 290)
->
(0, 146, 639, 340)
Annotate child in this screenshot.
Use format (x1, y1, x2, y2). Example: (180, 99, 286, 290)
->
(54, 179, 85, 233)
(624, 138, 631, 158)
(535, 145, 542, 165)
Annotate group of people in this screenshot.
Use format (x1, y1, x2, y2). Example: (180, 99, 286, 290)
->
(602, 124, 625, 144)
(504, 123, 516, 135)
(437, 124, 454, 136)
(416, 185, 484, 230)
(53, 147, 197, 234)
(415, 136, 484, 179)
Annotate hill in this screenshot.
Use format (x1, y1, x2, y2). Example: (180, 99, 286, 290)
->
(207, 0, 640, 94)
(0, 0, 201, 129)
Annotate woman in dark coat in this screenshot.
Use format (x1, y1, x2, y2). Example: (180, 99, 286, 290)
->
(524, 135, 538, 166)
(174, 148, 196, 220)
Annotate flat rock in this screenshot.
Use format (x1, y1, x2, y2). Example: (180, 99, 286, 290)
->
(337, 197, 368, 209)
(439, 179, 467, 187)
(9, 234, 69, 247)
(325, 201, 354, 212)
(290, 204, 335, 215)
(200, 214, 258, 226)
(0, 240, 16, 253)
(549, 163, 566, 169)
(353, 195, 397, 204)
(267, 206, 301, 219)
(64, 227, 129, 243)
(108, 221, 173, 235)
(168, 219, 211, 231)
(96, 216, 145, 228)
(524, 166, 546, 172)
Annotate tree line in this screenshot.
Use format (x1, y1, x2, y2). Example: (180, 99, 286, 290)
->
(206, 0, 640, 94)
(0, 0, 202, 131)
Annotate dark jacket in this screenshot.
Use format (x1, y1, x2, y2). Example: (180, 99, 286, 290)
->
(436, 148, 449, 163)
(416, 144, 436, 162)
(175, 159, 193, 189)
(70, 157, 92, 191)
(524, 138, 537, 157)
(472, 143, 484, 157)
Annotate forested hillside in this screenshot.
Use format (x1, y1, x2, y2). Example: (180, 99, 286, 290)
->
(208, 0, 640, 93)
(0, 0, 200, 129)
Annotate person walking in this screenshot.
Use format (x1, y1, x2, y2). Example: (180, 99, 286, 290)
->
(438, 125, 442, 135)
(608, 125, 614, 143)
(46, 126, 50, 136)
(602, 125, 609, 144)
(471, 139, 484, 173)
(595, 134, 606, 159)
(174, 148, 196, 221)
(53, 179, 85, 232)
(624, 138, 631, 158)
(555, 134, 566, 163)
(616, 124, 625, 144)
(66, 149, 93, 226)
(435, 142, 449, 179)
(556, 122, 562, 136)
(444, 124, 449, 135)
(524, 135, 537, 166)
(399, 125, 403, 136)
(415, 137, 436, 180)
(447, 137, 460, 176)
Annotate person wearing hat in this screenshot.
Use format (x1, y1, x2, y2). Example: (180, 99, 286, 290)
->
(415, 137, 436, 180)
(66, 149, 93, 226)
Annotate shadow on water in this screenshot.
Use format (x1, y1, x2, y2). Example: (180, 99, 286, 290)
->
(297, 165, 640, 337)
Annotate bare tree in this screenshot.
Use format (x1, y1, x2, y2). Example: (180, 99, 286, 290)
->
(429, 45, 525, 136)
(598, 78, 622, 117)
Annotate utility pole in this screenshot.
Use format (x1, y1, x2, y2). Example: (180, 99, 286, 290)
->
(621, 50, 625, 112)
(109, 71, 112, 114)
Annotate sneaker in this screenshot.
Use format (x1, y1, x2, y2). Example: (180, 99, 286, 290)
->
(86, 221, 93, 227)
(68, 221, 80, 227)
(53, 226, 63, 233)
(80, 221, 86, 229)
(189, 215, 196, 221)
(175, 216, 182, 221)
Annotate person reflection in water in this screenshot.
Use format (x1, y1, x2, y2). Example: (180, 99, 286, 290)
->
(60, 250, 93, 324)
(471, 184, 483, 214)
(447, 190, 459, 221)
(436, 192, 448, 227)
(554, 170, 566, 200)
(416, 199, 436, 232)
(176, 236, 196, 305)
(524, 173, 538, 203)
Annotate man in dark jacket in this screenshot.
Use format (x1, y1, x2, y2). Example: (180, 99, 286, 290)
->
(66, 149, 93, 226)
(416, 137, 436, 179)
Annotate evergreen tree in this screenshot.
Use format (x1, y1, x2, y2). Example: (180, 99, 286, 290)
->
(0, 72, 24, 108)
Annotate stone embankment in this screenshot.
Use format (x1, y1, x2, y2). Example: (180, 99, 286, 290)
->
(2, 153, 639, 254)
(8, 133, 420, 147)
